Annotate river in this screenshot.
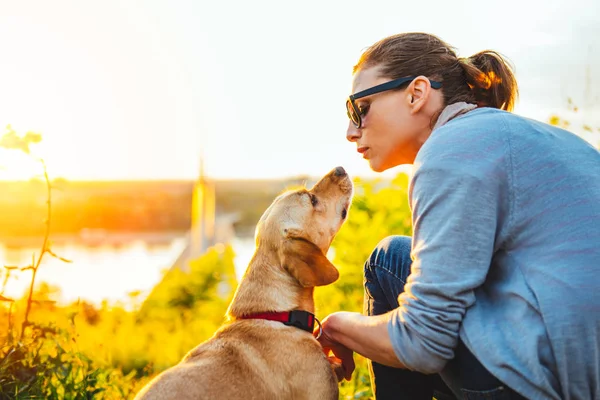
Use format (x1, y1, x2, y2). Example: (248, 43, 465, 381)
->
(0, 233, 256, 307)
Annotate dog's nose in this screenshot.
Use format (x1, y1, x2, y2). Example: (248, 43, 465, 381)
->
(334, 166, 346, 177)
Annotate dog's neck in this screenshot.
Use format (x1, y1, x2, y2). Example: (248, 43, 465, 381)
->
(227, 245, 315, 318)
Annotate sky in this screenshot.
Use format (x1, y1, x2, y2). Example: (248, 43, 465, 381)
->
(0, 0, 599, 181)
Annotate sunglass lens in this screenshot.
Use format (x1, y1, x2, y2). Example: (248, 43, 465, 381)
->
(346, 99, 360, 127)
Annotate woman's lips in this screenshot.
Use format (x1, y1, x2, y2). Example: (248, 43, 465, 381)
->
(357, 147, 369, 159)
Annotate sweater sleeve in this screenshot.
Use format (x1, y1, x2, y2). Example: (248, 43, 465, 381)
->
(387, 125, 510, 374)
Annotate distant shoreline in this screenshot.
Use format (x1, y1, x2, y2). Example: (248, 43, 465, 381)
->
(0, 230, 187, 248)
(0, 230, 256, 248)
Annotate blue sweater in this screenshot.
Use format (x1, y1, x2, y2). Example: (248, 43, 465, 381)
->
(387, 107, 600, 399)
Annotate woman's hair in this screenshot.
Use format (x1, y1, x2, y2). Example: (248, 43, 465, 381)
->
(354, 32, 518, 111)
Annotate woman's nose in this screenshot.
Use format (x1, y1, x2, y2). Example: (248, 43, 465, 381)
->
(346, 122, 361, 142)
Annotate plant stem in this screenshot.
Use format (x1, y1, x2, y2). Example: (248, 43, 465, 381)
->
(21, 160, 51, 337)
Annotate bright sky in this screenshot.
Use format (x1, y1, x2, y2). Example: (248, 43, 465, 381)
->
(0, 0, 598, 181)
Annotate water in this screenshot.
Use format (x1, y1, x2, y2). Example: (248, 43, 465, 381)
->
(0, 234, 256, 307)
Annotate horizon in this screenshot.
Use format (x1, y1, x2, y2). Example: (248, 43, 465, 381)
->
(0, 170, 404, 183)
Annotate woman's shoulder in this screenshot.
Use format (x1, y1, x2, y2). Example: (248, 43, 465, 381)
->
(435, 107, 513, 136)
(417, 107, 512, 164)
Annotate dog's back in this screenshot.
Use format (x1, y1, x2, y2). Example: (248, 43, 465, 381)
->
(135, 320, 339, 400)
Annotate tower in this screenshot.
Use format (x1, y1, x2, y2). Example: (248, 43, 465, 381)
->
(190, 156, 216, 258)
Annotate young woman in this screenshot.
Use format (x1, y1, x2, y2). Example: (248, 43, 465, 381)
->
(318, 32, 600, 399)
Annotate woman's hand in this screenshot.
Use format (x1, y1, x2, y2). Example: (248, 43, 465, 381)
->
(315, 312, 356, 381)
(315, 311, 405, 372)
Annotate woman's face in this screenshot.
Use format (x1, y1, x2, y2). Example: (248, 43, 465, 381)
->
(346, 66, 442, 171)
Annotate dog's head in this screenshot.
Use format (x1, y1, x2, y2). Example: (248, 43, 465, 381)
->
(255, 166, 353, 287)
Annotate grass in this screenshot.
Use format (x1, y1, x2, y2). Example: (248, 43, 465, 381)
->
(1, 246, 374, 399)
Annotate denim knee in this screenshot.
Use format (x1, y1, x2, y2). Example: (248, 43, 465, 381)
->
(367, 235, 412, 276)
(363, 235, 413, 315)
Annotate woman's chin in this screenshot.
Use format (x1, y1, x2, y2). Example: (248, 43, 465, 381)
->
(369, 158, 401, 173)
(368, 160, 386, 173)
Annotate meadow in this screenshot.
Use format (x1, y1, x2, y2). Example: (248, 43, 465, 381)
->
(0, 161, 413, 399)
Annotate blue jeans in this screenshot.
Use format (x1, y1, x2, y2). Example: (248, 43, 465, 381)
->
(364, 236, 526, 400)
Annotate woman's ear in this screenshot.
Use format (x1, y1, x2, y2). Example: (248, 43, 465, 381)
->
(407, 76, 432, 114)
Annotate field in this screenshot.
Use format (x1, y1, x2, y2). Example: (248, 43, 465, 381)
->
(0, 173, 410, 399)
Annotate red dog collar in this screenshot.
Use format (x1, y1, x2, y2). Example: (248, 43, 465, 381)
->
(240, 310, 323, 338)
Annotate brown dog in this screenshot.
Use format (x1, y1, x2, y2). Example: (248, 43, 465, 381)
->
(135, 166, 353, 400)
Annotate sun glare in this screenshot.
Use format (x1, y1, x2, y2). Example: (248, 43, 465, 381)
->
(0, 150, 43, 181)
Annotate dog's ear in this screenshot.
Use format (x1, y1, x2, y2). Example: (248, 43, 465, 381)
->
(280, 238, 339, 287)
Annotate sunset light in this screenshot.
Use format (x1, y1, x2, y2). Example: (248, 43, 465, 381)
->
(1, 1, 597, 182)
(1, 1, 598, 398)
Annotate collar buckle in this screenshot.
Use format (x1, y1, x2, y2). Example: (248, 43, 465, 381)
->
(284, 310, 314, 333)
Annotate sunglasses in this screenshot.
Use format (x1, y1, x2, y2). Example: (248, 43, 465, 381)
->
(346, 76, 443, 129)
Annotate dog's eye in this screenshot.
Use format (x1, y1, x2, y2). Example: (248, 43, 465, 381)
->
(341, 208, 347, 219)
(310, 194, 318, 207)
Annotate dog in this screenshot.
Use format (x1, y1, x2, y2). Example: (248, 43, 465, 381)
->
(135, 166, 353, 400)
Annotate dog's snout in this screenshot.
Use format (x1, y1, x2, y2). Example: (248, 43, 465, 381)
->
(334, 166, 346, 177)
(313, 166, 352, 194)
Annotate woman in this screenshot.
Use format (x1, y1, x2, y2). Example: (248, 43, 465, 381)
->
(318, 32, 600, 399)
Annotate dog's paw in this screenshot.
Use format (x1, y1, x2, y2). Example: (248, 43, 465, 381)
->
(327, 356, 346, 382)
